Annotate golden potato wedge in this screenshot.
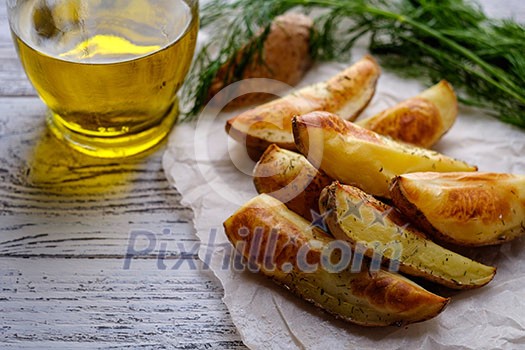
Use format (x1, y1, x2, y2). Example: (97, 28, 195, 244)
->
(208, 13, 314, 108)
(223, 194, 449, 326)
(226, 56, 380, 160)
(319, 182, 496, 289)
(391, 172, 525, 246)
(253, 144, 333, 221)
(293, 111, 477, 198)
(357, 80, 457, 148)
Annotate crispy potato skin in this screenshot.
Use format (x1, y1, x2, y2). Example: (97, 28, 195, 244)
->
(225, 56, 380, 160)
(223, 194, 449, 326)
(293, 111, 477, 197)
(391, 172, 525, 246)
(359, 97, 443, 148)
(253, 144, 333, 221)
(208, 13, 314, 109)
(357, 80, 457, 148)
(319, 182, 496, 289)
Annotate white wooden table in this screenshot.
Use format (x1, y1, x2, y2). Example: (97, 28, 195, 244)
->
(0, 5, 246, 349)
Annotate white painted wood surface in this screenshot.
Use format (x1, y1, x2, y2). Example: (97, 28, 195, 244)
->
(0, 5, 245, 349)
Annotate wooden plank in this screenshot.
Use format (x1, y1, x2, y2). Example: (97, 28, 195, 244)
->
(0, 2, 247, 339)
(0, 97, 190, 257)
(0, 258, 245, 349)
(0, 94, 246, 347)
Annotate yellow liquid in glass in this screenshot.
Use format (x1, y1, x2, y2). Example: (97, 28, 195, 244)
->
(10, 0, 198, 157)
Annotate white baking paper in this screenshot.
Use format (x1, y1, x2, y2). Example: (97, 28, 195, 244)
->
(163, 3, 525, 349)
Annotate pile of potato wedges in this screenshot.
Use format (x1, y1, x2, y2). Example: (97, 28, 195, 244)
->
(222, 56, 525, 327)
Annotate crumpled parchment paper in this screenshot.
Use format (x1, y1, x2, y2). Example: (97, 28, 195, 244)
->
(163, 3, 525, 348)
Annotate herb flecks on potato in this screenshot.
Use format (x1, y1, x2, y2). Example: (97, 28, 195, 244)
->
(391, 172, 525, 246)
(357, 80, 458, 148)
(223, 194, 450, 326)
(253, 144, 333, 221)
(319, 182, 497, 289)
(226, 56, 380, 160)
(293, 111, 477, 198)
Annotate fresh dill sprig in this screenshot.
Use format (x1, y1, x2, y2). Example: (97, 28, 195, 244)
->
(180, 0, 297, 118)
(180, 0, 525, 129)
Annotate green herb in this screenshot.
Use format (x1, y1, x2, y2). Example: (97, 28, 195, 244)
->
(181, 0, 525, 128)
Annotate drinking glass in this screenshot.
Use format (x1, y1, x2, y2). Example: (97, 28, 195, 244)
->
(8, 0, 199, 158)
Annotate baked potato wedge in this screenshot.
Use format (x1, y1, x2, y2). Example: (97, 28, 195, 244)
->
(208, 13, 314, 108)
(319, 182, 496, 289)
(293, 111, 477, 198)
(357, 80, 457, 148)
(391, 172, 525, 246)
(223, 194, 449, 326)
(253, 144, 333, 221)
(226, 56, 380, 160)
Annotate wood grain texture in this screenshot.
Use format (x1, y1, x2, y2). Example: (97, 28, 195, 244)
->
(0, 106, 246, 347)
(0, 259, 246, 349)
(0, 5, 246, 348)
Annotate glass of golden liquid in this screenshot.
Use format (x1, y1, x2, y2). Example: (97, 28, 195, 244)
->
(7, 0, 198, 158)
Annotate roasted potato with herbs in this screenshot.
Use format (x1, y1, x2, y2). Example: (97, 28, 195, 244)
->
(391, 172, 525, 246)
(223, 194, 450, 326)
(253, 144, 333, 221)
(226, 56, 380, 160)
(357, 80, 458, 148)
(208, 13, 314, 108)
(319, 182, 496, 290)
(293, 111, 477, 198)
